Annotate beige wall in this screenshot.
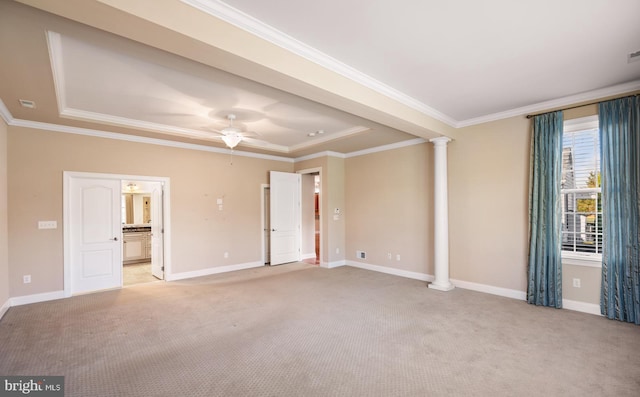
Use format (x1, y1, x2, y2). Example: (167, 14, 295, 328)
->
(326, 157, 345, 264)
(5, 103, 608, 306)
(449, 107, 602, 305)
(345, 143, 433, 274)
(0, 118, 9, 307)
(8, 126, 292, 297)
(449, 116, 530, 292)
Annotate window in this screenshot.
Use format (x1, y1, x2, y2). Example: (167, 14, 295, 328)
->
(561, 116, 601, 264)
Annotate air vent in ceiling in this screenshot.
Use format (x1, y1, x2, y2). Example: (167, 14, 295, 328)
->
(18, 99, 36, 109)
(628, 50, 640, 63)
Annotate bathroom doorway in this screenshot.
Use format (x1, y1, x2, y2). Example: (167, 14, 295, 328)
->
(121, 179, 165, 286)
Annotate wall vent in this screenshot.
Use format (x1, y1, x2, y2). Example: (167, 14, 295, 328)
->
(18, 99, 36, 108)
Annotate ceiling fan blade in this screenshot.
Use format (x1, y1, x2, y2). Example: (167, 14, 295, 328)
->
(241, 137, 271, 147)
(239, 130, 260, 138)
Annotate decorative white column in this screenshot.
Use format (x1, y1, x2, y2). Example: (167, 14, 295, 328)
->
(428, 137, 454, 291)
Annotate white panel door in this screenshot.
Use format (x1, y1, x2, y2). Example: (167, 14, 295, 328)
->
(150, 182, 164, 279)
(270, 171, 301, 265)
(70, 177, 122, 294)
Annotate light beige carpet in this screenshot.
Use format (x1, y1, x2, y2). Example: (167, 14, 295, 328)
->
(1, 263, 639, 396)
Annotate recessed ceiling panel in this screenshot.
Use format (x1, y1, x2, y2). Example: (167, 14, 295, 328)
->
(49, 30, 381, 151)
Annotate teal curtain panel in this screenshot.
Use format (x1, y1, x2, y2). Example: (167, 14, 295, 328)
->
(599, 96, 640, 324)
(527, 111, 563, 308)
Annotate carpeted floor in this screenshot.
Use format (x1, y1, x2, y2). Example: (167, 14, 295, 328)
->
(1, 263, 639, 396)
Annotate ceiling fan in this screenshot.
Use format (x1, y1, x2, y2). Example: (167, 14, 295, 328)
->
(211, 113, 262, 149)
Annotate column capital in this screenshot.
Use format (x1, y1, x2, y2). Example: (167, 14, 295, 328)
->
(429, 136, 452, 145)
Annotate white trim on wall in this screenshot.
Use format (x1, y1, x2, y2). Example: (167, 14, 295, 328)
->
(0, 298, 10, 319)
(345, 261, 601, 316)
(260, 183, 270, 265)
(344, 138, 426, 158)
(321, 260, 345, 269)
(10, 290, 65, 307)
(562, 299, 601, 316)
(450, 278, 527, 300)
(346, 260, 434, 282)
(11, 117, 294, 163)
(166, 261, 263, 281)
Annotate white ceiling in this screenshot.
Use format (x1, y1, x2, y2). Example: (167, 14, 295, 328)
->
(1, 0, 639, 158)
(207, 0, 640, 124)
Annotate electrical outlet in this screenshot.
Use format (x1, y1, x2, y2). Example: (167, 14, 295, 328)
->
(38, 221, 57, 229)
(572, 278, 581, 288)
(356, 251, 366, 259)
(396, 254, 401, 261)
(336, 248, 340, 254)
(224, 252, 229, 258)
(387, 253, 392, 259)
(23, 275, 31, 284)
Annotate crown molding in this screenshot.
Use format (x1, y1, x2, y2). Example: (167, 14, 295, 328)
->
(344, 138, 426, 158)
(294, 151, 345, 162)
(181, 0, 458, 127)
(58, 107, 290, 153)
(7, 117, 295, 163)
(288, 126, 369, 152)
(0, 98, 13, 125)
(456, 80, 640, 128)
(3, 97, 422, 163)
(46, 31, 67, 113)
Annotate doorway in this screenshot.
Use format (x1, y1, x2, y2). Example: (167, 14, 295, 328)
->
(121, 180, 164, 286)
(63, 172, 171, 297)
(261, 170, 321, 266)
(298, 168, 321, 266)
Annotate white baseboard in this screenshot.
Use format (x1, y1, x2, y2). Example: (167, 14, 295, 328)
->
(346, 260, 434, 282)
(321, 260, 345, 269)
(0, 298, 10, 320)
(166, 261, 263, 281)
(450, 278, 527, 300)
(301, 253, 317, 260)
(10, 290, 65, 306)
(562, 299, 601, 315)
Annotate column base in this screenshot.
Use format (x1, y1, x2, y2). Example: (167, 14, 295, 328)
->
(428, 282, 455, 292)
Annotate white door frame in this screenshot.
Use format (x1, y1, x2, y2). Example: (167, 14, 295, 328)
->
(296, 167, 322, 265)
(261, 183, 269, 265)
(63, 171, 171, 297)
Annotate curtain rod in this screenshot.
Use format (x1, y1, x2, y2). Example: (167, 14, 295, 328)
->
(525, 93, 639, 119)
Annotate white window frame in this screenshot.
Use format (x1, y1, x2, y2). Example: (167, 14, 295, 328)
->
(561, 115, 602, 268)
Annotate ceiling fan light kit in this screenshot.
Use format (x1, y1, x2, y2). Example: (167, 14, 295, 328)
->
(218, 113, 245, 149)
(221, 134, 242, 149)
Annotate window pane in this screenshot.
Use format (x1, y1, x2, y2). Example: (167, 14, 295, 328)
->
(561, 121, 601, 257)
(562, 128, 600, 189)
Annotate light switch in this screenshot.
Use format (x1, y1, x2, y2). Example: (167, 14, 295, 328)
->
(217, 198, 223, 205)
(333, 214, 340, 221)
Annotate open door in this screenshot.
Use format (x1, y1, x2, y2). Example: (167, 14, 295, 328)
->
(150, 182, 164, 279)
(269, 171, 301, 265)
(69, 177, 122, 294)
